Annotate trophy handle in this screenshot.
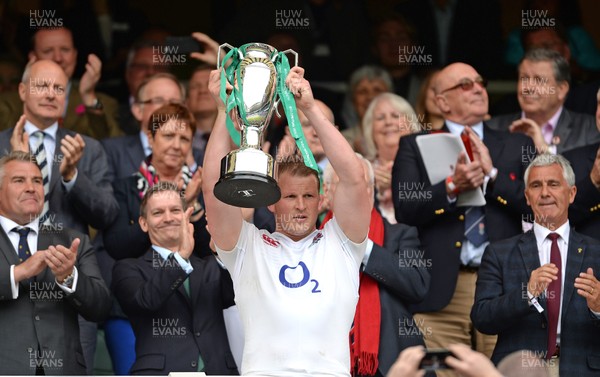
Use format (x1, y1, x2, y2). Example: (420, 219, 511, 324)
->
(217, 43, 243, 69)
(278, 49, 298, 67)
(273, 99, 282, 118)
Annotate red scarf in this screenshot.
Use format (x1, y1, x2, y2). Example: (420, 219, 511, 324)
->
(321, 208, 383, 376)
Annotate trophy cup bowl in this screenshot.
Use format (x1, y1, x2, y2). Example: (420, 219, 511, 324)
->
(214, 43, 282, 208)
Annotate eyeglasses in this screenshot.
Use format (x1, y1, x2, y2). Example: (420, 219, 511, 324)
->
(440, 77, 487, 94)
(138, 97, 184, 106)
(31, 83, 66, 96)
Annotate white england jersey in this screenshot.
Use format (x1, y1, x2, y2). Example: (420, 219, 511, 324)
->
(217, 218, 367, 377)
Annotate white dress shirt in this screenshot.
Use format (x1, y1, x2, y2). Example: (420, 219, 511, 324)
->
(0, 215, 78, 298)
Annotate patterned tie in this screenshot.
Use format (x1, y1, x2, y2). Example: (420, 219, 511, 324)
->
(542, 123, 554, 145)
(183, 276, 205, 372)
(461, 130, 488, 247)
(13, 228, 31, 263)
(546, 233, 561, 358)
(32, 131, 50, 224)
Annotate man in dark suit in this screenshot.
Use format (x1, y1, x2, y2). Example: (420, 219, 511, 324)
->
(100, 72, 202, 182)
(392, 62, 535, 357)
(472, 154, 600, 376)
(487, 48, 600, 155)
(112, 182, 238, 375)
(0, 58, 118, 372)
(563, 142, 600, 239)
(323, 159, 429, 377)
(562, 92, 600, 239)
(0, 151, 111, 375)
(98, 73, 201, 374)
(0, 27, 120, 139)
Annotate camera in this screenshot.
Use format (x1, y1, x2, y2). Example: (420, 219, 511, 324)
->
(418, 349, 453, 371)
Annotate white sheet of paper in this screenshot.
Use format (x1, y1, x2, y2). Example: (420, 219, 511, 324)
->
(415, 133, 486, 207)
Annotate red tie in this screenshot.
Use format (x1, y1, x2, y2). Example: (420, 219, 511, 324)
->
(461, 130, 474, 161)
(546, 232, 561, 358)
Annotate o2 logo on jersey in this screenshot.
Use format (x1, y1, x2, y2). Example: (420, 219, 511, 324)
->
(278, 261, 321, 293)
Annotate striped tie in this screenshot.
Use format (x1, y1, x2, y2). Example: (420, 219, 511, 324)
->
(464, 206, 488, 247)
(460, 130, 488, 248)
(32, 131, 50, 224)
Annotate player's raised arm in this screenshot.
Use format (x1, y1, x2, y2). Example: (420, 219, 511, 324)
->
(201, 69, 243, 251)
(286, 67, 370, 243)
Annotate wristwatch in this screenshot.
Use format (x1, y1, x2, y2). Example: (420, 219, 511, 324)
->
(59, 270, 75, 288)
(85, 98, 104, 110)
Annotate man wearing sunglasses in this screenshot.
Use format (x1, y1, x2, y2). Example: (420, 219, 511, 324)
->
(488, 48, 600, 155)
(391, 62, 535, 359)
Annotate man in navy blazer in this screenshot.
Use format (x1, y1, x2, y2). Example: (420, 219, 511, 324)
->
(112, 183, 238, 375)
(472, 154, 600, 376)
(392, 62, 535, 356)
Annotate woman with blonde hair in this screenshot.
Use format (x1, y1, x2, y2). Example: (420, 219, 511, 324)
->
(363, 93, 420, 223)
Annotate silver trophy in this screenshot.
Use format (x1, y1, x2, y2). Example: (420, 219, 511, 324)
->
(214, 43, 297, 208)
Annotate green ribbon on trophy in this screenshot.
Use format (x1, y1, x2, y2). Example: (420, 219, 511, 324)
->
(218, 44, 319, 174)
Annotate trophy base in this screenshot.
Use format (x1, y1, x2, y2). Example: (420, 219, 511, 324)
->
(214, 148, 280, 208)
(214, 172, 281, 208)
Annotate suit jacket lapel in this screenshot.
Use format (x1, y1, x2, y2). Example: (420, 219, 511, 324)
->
(518, 232, 547, 319)
(127, 136, 145, 172)
(144, 248, 191, 307)
(553, 110, 572, 147)
(66, 83, 79, 118)
(518, 232, 542, 272)
(36, 229, 57, 282)
(50, 129, 65, 193)
(0, 227, 19, 266)
(482, 125, 504, 164)
(189, 256, 208, 307)
(561, 230, 586, 316)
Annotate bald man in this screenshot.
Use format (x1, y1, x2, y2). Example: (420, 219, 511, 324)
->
(391, 62, 535, 358)
(0, 27, 120, 139)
